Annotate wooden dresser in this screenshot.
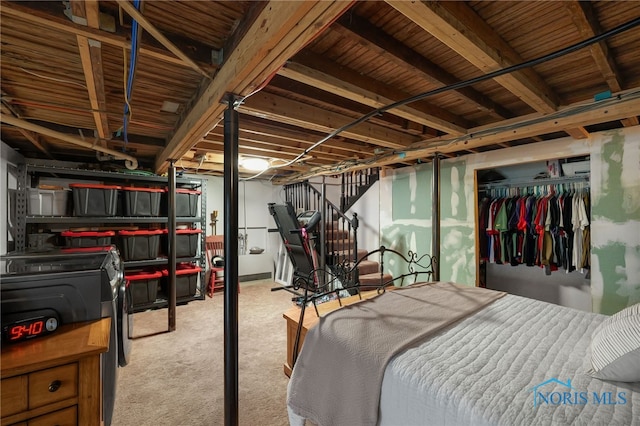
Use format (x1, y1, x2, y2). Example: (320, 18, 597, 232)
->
(1, 318, 111, 426)
(283, 290, 382, 377)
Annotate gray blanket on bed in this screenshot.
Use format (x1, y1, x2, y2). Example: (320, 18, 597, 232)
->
(286, 281, 506, 426)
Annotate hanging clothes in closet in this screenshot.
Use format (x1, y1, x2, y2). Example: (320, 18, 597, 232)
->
(478, 183, 590, 275)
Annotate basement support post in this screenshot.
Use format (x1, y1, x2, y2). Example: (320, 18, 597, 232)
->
(319, 176, 326, 285)
(168, 160, 177, 331)
(432, 153, 441, 280)
(224, 94, 240, 426)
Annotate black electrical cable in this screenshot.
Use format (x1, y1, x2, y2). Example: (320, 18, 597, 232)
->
(244, 15, 640, 181)
(294, 16, 640, 161)
(293, 88, 640, 180)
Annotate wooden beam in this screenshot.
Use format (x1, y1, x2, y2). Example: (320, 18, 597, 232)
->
(116, 0, 210, 79)
(202, 134, 349, 161)
(566, 1, 622, 92)
(83, 0, 101, 28)
(333, 13, 512, 120)
(18, 131, 54, 158)
(387, 1, 558, 112)
(1, 1, 215, 71)
(564, 1, 639, 128)
(154, 1, 354, 173)
(387, 1, 589, 138)
(226, 115, 371, 156)
(1, 100, 54, 158)
(390, 93, 640, 163)
(269, 74, 438, 137)
(564, 127, 590, 140)
(238, 91, 419, 149)
(72, 1, 111, 142)
(1, 114, 139, 168)
(200, 133, 356, 163)
(278, 56, 469, 135)
(622, 116, 640, 126)
(235, 115, 371, 155)
(277, 90, 640, 183)
(192, 142, 336, 166)
(77, 35, 110, 139)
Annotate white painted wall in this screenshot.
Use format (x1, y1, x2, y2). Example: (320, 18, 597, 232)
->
(196, 174, 284, 277)
(308, 176, 341, 206)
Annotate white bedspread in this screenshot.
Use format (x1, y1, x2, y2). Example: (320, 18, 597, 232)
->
(287, 282, 504, 426)
(378, 294, 640, 425)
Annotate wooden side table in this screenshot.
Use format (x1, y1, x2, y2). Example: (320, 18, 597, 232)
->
(1, 318, 111, 426)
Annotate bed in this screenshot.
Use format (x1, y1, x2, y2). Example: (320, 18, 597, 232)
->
(286, 280, 640, 426)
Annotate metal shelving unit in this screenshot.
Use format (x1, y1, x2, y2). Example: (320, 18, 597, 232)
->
(17, 162, 207, 319)
(26, 216, 202, 224)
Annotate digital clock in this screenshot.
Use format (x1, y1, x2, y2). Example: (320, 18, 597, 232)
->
(2, 310, 59, 343)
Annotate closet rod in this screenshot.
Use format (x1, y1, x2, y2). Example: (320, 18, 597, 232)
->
(479, 174, 589, 190)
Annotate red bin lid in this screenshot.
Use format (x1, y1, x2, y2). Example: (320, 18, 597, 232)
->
(126, 270, 163, 281)
(171, 188, 201, 195)
(69, 183, 122, 190)
(175, 229, 202, 234)
(118, 229, 165, 236)
(61, 230, 116, 237)
(61, 246, 113, 254)
(121, 186, 164, 192)
(161, 264, 202, 276)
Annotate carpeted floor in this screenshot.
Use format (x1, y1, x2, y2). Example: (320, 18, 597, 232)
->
(112, 279, 295, 426)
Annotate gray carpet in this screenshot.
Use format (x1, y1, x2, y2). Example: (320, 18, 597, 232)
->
(112, 280, 294, 425)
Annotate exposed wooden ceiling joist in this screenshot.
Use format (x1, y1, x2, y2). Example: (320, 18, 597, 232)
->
(278, 55, 470, 135)
(1, 96, 53, 158)
(154, 0, 354, 173)
(564, 0, 639, 127)
(2, 1, 639, 179)
(232, 115, 370, 155)
(74, 0, 110, 141)
(381, 93, 640, 165)
(387, 1, 558, 111)
(116, 0, 211, 79)
(238, 91, 419, 149)
(201, 132, 355, 164)
(275, 90, 640, 183)
(387, 0, 590, 139)
(1, 1, 215, 71)
(333, 13, 512, 120)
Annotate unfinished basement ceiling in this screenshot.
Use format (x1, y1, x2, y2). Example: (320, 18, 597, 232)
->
(1, 1, 639, 182)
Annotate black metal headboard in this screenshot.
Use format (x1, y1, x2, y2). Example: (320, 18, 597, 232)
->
(286, 246, 437, 369)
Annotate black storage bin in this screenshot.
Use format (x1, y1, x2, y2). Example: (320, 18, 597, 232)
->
(62, 230, 115, 248)
(172, 188, 201, 217)
(70, 183, 120, 216)
(118, 229, 163, 261)
(172, 229, 202, 258)
(126, 270, 162, 305)
(163, 263, 202, 299)
(122, 186, 163, 216)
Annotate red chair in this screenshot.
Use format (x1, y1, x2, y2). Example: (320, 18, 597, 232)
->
(205, 235, 225, 297)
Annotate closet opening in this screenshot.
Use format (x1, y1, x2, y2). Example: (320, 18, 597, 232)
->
(475, 156, 591, 312)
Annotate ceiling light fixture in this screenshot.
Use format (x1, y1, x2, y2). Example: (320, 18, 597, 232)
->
(240, 157, 270, 172)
